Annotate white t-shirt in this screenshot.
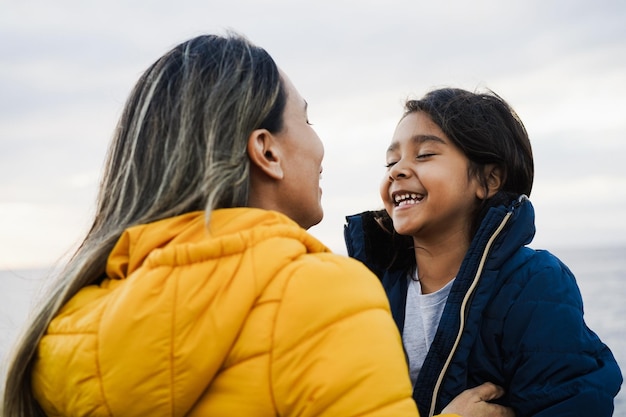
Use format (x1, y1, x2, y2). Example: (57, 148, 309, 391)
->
(402, 270, 455, 387)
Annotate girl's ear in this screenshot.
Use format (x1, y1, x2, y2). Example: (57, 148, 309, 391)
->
(247, 129, 283, 180)
(477, 164, 504, 199)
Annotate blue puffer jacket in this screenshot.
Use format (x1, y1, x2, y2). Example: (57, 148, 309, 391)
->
(344, 196, 622, 417)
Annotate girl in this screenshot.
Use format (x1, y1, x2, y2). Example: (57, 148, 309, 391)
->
(345, 88, 622, 417)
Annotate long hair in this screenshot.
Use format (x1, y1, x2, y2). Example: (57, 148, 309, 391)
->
(2, 32, 286, 417)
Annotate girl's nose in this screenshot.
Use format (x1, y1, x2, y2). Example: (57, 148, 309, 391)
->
(388, 160, 410, 181)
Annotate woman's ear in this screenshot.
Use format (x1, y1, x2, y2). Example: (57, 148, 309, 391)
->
(247, 129, 283, 180)
(477, 164, 504, 199)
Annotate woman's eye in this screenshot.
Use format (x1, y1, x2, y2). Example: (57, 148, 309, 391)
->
(385, 161, 397, 168)
(417, 153, 435, 159)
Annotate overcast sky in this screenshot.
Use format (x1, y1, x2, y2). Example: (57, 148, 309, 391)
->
(1, 0, 625, 270)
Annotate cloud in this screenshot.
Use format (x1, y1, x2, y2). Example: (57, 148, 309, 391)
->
(1, 0, 625, 268)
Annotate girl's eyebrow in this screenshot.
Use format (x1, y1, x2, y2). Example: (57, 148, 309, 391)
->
(386, 134, 446, 153)
(412, 134, 445, 144)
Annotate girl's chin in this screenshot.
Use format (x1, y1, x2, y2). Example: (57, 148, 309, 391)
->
(390, 222, 416, 237)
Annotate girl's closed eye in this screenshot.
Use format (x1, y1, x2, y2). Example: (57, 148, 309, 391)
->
(417, 152, 435, 159)
(385, 161, 397, 168)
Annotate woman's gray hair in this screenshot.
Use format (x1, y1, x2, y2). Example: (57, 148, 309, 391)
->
(2, 32, 286, 416)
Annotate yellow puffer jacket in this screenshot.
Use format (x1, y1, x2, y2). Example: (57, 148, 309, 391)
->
(32, 208, 424, 416)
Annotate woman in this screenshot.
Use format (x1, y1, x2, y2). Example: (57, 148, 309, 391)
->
(3, 34, 510, 417)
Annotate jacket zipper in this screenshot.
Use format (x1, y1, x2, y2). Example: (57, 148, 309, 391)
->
(427, 210, 514, 417)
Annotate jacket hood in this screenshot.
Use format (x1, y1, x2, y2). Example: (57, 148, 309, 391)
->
(105, 208, 328, 280)
(32, 208, 330, 416)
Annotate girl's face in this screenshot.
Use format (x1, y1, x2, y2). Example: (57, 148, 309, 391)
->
(380, 111, 483, 246)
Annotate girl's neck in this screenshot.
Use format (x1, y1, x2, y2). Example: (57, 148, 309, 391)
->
(413, 238, 469, 294)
